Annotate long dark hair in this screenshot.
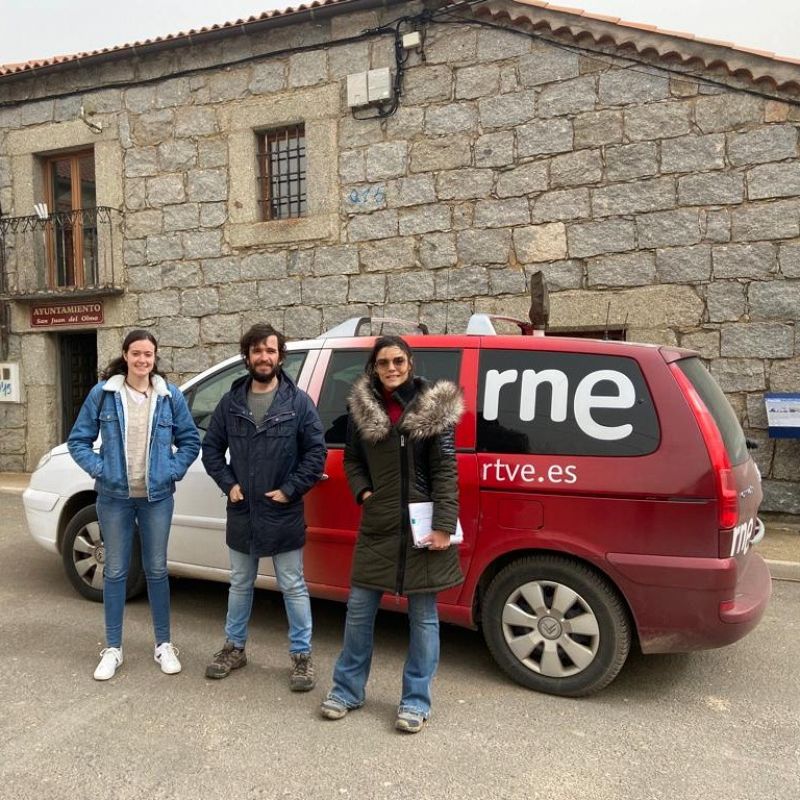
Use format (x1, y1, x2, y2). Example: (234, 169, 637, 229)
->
(101, 329, 164, 380)
(365, 335, 414, 379)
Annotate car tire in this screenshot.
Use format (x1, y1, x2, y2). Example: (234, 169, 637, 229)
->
(61, 504, 146, 603)
(482, 555, 631, 697)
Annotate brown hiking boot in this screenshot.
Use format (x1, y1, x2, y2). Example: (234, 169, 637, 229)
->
(205, 641, 247, 679)
(289, 652, 315, 692)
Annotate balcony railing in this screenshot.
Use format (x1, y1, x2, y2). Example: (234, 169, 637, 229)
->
(0, 206, 123, 300)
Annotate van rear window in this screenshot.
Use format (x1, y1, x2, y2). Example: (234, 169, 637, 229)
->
(675, 357, 748, 467)
(477, 350, 660, 456)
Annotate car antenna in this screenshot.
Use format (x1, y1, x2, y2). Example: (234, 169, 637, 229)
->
(528, 270, 550, 333)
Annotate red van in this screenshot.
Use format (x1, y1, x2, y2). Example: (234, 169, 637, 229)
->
(24, 313, 772, 696)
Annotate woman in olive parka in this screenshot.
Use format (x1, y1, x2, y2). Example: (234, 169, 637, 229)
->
(320, 336, 463, 733)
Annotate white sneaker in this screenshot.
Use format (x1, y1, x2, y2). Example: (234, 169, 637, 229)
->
(94, 647, 123, 681)
(154, 642, 182, 674)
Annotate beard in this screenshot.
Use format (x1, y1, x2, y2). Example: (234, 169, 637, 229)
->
(248, 361, 280, 384)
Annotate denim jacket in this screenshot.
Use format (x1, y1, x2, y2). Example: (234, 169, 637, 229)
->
(68, 374, 201, 502)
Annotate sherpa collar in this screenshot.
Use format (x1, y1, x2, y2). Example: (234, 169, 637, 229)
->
(103, 373, 170, 396)
(348, 374, 463, 444)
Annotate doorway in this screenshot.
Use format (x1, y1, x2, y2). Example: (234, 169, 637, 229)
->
(59, 332, 97, 439)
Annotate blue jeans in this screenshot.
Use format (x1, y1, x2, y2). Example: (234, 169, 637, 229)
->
(328, 587, 440, 717)
(224, 547, 312, 654)
(96, 494, 174, 649)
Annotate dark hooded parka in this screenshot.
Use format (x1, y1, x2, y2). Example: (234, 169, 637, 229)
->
(344, 374, 464, 595)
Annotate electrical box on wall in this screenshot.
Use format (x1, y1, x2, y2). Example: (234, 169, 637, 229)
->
(0, 362, 20, 403)
(346, 68, 392, 107)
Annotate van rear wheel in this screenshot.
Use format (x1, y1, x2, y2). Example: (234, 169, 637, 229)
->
(61, 504, 146, 603)
(482, 555, 631, 696)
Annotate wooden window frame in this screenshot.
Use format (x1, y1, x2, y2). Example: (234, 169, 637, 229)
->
(44, 149, 94, 288)
(256, 125, 306, 222)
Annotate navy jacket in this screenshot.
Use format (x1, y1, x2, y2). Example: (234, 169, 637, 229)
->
(201, 371, 327, 557)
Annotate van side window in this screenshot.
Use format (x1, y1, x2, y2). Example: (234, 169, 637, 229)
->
(477, 350, 659, 456)
(319, 349, 462, 446)
(186, 351, 306, 440)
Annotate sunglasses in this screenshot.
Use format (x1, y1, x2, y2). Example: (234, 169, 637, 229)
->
(375, 356, 408, 370)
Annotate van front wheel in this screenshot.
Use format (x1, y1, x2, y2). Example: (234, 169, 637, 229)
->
(482, 555, 631, 696)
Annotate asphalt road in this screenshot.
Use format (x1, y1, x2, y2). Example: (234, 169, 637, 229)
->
(1, 493, 798, 800)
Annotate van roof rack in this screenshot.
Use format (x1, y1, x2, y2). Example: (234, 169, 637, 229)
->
(318, 317, 430, 339)
(465, 314, 544, 336)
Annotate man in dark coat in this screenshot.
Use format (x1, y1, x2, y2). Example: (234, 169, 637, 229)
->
(201, 323, 326, 690)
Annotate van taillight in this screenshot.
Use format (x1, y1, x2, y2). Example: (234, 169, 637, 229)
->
(670, 364, 739, 531)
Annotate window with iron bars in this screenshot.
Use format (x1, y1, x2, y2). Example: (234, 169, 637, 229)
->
(256, 125, 307, 221)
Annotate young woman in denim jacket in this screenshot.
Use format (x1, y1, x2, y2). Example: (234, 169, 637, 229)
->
(68, 330, 200, 681)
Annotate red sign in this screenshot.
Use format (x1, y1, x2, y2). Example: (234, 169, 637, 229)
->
(31, 302, 104, 328)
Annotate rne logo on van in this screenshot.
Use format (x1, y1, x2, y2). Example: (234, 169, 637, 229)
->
(483, 368, 636, 441)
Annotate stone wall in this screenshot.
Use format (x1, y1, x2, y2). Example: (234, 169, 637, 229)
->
(0, 4, 799, 510)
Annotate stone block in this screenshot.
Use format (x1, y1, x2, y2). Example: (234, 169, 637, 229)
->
(712, 243, 776, 278)
(550, 150, 603, 188)
(139, 289, 180, 319)
(574, 110, 623, 147)
(365, 142, 408, 181)
(339, 150, 365, 184)
(456, 65, 500, 100)
(475, 131, 514, 167)
(655, 246, 711, 283)
(598, 69, 669, 105)
(387, 271, 435, 302)
(126, 266, 162, 292)
(516, 118, 573, 157)
(181, 287, 219, 317)
(678, 173, 744, 206)
(474, 198, 530, 228)
(695, 93, 764, 133)
(661, 134, 725, 173)
(425, 28, 477, 64)
(605, 142, 658, 181)
(201, 314, 242, 344)
(403, 65, 453, 104)
(302, 275, 348, 305)
(636, 209, 701, 249)
(437, 169, 494, 201)
(748, 280, 800, 320)
(727, 124, 798, 166)
(434, 265, 489, 299)
(745, 393, 769, 429)
(202, 257, 241, 284)
(476, 28, 531, 60)
(531, 189, 591, 223)
(420, 302, 473, 335)
(147, 174, 185, 206)
(287, 250, 315, 277)
(256, 277, 301, 307)
(187, 169, 227, 203)
(201, 203, 227, 228)
(198, 139, 228, 169)
(313, 244, 359, 276)
(359, 237, 416, 273)
(339, 116, 382, 148)
(133, 109, 175, 146)
(704, 210, 731, 243)
(457, 229, 513, 265)
(399, 205, 451, 236)
(182, 230, 222, 259)
(288, 51, 327, 87)
(772, 439, 800, 481)
(593, 177, 676, 218)
(496, 162, 548, 198)
(419, 233, 457, 269)
(158, 317, 200, 348)
(321, 304, 372, 331)
(385, 106, 424, 139)
(124, 179, 147, 212)
(489, 267, 528, 295)
(587, 252, 655, 287)
(175, 107, 218, 137)
(125, 209, 163, 238)
(720, 323, 794, 358)
(146, 234, 183, 263)
(347, 210, 399, 242)
(155, 77, 191, 108)
(710, 358, 766, 392)
(125, 148, 159, 178)
(424, 103, 478, 136)
(679, 329, 719, 359)
(747, 162, 800, 200)
(706, 280, 746, 322)
(478, 91, 537, 129)
(124, 239, 147, 267)
(513, 223, 567, 264)
(731, 200, 800, 241)
(623, 102, 691, 140)
(161, 261, 201, 289)
(518, 48, 580, 86)
(411, 135, 471, 172)
(249, 61, 287, 94)
(537, 76, 596, 117)
(348, 274, 386, 304)
(769, 357, 800, 390)
(125, 85, 157, 113)
(567, 219, 635, 258)
(242, 252, 287, 280)
(779, 242, 800, 278)
(158, 140, 196, 171)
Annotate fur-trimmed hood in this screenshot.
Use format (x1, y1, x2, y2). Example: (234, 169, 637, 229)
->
(348, 374, 463, 444)
(102, 373, 170, 396)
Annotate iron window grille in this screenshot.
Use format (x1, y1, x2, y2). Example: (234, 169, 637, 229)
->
(256, 125, 307, 221)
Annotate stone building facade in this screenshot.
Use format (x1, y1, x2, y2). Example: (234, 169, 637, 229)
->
(0, 0, 799, 512)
